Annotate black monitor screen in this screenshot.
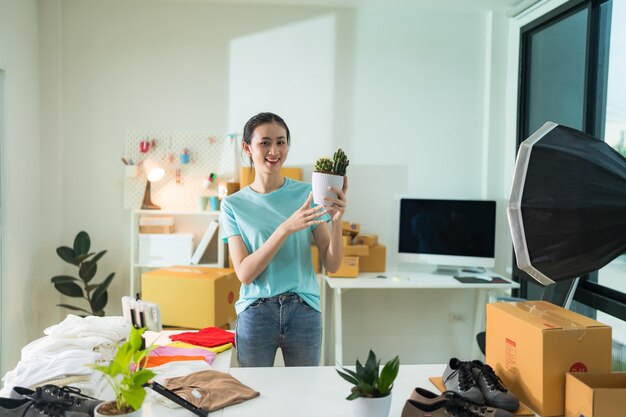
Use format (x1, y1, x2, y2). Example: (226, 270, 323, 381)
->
(399, 199, 496, 258)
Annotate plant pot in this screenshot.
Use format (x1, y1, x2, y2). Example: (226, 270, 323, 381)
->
(94, 402, 142, 417)
(312, 172, 344, 205)
(351, 394, 392, 417)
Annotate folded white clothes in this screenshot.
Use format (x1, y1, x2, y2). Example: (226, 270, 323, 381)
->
(44, 314, 130, 343)
(21, 335, 117, 359)
(2, 349, 99, 391)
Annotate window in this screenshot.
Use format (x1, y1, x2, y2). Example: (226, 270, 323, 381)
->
(516, 0, 626, 368)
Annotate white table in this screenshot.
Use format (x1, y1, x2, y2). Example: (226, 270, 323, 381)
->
(223, 364, 446, 417)
(145, 364, 538, 417)
(325, 270, 519, 365)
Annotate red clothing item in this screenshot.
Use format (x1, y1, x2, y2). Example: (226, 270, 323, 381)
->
(169, 327, 235, 348)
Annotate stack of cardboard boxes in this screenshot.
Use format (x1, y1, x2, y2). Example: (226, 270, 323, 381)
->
(324, 221, 386, 277)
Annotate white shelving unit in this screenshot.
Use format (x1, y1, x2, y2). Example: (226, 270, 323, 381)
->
(129, 209, 225, 296)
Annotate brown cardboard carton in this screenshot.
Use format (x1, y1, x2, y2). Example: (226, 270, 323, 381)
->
(311, 245, 320, 274)
(240, 167, 302, 188)
(327, 256, 359, 277)
(342, 235, 353, 246)
(359, 244, 386, 272)
(142, 266, 240, 329)
(344, 244, 370, 257)
(139, 225, 174, 234)
(486, 301, 612, 416)
(565, 372, 626, 417)
(354, 234, 378, 246)
(341, 221, 360, 236)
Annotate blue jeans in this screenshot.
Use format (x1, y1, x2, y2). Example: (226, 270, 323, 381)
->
(235, 292, 322, 367)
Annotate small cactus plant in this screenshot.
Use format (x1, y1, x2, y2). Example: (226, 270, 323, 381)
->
(314, 148, 350, 176)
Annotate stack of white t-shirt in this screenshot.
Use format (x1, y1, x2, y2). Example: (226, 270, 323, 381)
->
(0, 314, 130, 397)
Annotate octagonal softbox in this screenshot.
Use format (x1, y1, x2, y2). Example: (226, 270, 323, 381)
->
(508, 121, 626, 286)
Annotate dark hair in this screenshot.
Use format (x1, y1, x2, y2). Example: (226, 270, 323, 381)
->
(242, 112, 291, 146)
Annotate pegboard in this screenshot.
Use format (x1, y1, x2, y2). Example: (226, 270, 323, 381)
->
(124, 130, 239, 210)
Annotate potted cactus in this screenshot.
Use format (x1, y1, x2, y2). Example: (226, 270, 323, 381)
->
(312, 148, 350, 205)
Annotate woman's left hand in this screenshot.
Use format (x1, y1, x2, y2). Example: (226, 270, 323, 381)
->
(324, 176, 348, 222)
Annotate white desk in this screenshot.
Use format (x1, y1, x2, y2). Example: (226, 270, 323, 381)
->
(144, 364, 538, 417)
(325, 270, 519, 365)
(224, 364, 446, 417)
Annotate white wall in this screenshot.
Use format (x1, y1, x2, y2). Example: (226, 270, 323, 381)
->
(29, 0, 516, 366)
(0, 0, 43, 374)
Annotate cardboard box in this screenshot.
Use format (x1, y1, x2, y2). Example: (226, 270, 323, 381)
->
(139, 225, 174, 234)
(342, 235, 353, 246)
(341, 221, 360, 236)
(240, 167, 302, 188)
(142, 266, 240, 329)
(344, 244, 370, 257)
(565, 372, 626, 417)
(311, 245, 320, 274)
(486, 301, 612, 416)
(359, 244, 386, 272)
(327, 256, 359, 277)
(354, 234, 378, 246)
(138, 234, 193, 267)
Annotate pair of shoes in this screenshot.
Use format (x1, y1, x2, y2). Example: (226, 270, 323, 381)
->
(401, 390, 511, 417)
(470, 360, 519, 412)
(10, 385, 101, 416)
(442, 358, 519, 412)
(0, 397, 90, 417)
(408, 387, 512, 417)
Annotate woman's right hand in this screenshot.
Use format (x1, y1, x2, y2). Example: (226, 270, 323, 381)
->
(279, 192, 327, 235)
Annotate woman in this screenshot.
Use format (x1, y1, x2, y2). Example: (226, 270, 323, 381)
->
(220, 112, 347, 367)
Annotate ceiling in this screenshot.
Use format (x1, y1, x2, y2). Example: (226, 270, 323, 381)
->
(157, 0, 528, 12)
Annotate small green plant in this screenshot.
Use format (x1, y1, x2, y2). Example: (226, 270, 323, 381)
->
(314, 148, 350, 176)
(50, 231, 114, 316)
(336, 350, 400, 400)
(91, 327, 156, 414)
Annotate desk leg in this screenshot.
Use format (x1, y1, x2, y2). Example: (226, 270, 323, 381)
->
(334, 288, 343, 366)
(471, 289, 488, 360)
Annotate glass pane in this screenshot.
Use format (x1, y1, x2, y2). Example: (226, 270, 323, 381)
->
(526, 8, 588, 134)
(604, 0, 626, 157)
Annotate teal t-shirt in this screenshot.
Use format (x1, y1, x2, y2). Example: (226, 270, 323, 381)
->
(220, 177, 330, 314)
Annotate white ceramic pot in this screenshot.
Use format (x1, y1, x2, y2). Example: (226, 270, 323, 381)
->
(312, 172, 344, 205)
(94, 402, 142, 417)
(351, 394, 392, 417)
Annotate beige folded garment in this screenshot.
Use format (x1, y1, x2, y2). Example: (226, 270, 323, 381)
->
(165, 369, 260, 412)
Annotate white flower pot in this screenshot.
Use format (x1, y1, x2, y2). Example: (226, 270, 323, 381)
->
(312, 172, 344, 205)
(94, 402, 142, 417)
(351, 394, 392, 417)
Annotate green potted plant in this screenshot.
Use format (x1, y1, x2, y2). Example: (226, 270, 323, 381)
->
(312, 148, 349, 205)
(50, 230, 114, 316)
(91, 326, 156, 417)
(336, 350, 400, 417)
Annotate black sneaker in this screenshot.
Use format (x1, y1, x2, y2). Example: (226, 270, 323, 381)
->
(471, 360, 519, 411)
(0, 398, 89, 417)
(11, 385, 102, 416)
(442, 358, 484, 405)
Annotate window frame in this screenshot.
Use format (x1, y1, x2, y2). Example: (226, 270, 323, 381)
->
(514, 0, 626, 321)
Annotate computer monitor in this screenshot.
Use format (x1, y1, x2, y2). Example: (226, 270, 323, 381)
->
(398, 198, 496, 274)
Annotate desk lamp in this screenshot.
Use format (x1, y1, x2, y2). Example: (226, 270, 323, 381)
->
(507, 122, 626, 300)
(141, 159, 164, 210)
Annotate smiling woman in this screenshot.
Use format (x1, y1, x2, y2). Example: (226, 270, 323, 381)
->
(220, 112, 348, 368)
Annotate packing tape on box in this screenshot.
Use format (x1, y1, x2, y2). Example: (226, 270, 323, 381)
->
(513, 301, 587, 338)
